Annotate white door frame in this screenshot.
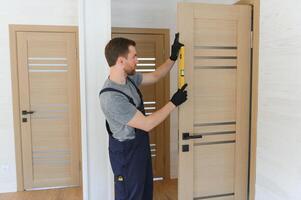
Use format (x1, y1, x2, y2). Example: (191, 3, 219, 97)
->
(78, 0, 113, 199)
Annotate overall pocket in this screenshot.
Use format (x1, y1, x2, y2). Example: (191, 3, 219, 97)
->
(114, 175, 128, 200)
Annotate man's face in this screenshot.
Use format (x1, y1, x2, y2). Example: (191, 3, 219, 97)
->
(123, 45, 138, 75)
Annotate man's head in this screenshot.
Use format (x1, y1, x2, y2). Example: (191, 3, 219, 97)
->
(105, 37, 138, 75)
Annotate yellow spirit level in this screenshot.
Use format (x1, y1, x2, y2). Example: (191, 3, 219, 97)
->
(178, 47, 185, 88)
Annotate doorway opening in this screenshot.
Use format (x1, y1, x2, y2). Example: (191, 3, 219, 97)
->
(112, 27, 171, 182)
(111, 1, 259, 200)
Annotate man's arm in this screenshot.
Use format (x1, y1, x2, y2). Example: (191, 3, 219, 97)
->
(141, 33, 184, 86)
(141, 59, 175, 86)
(127, 83, 188, 132)
(128, 102, 175, 132)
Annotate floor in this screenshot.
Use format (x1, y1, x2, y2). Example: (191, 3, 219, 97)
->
(153, 179, 177, 200)
(0, 187, 82, 200)
(0, 179, 177, 200)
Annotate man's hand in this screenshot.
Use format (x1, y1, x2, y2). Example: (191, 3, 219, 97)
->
(170, 83, 188, 107)
(170, 33, 184, 61)
(141, 33, 184, 86)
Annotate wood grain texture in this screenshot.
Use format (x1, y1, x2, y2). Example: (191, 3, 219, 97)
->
(178, 3, 251, 200)
(18, 32, 80, 189)
(236, 1, 260, 200)
(194, 143, 235, 197)
(0, 180, 177, 200)
(0, 187, 82, 200)
(177, 3, 195, 200)
(154, 179, 178, 200)
(9, 25, 81, 191)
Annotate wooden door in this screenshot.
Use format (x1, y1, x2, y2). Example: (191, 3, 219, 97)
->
(112, 28, 170, 180)
(177, 3, 251, 200)
(16, 31, 81, 189)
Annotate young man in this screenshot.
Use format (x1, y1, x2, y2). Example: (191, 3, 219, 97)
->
(99, 33, 187, 200)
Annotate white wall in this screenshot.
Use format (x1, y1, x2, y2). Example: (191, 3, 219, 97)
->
(0, 0, 78, 193)
(9, 1, 301, 200)
(112, 0, 238, 179)
(79, 0, 113, 199)
(256, 1, 301, 199)
(0, 0, 113, 198)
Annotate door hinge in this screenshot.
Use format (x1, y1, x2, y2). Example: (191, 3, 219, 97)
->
(75, 48, 78, 58)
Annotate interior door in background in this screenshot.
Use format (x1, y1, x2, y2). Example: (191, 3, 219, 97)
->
(16, 31, 81, 190)
(112, 29, 170, 180)
(178, 3, 252, 200)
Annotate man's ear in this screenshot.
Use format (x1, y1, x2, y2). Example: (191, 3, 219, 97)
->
(118, 56, 127, 64)
(116, 56, 123, 65)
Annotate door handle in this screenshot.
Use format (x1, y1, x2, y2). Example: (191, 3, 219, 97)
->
(22, 110, 35, 115)
(182, 132, 203, 140)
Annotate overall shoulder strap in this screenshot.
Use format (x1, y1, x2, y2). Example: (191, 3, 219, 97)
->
(99, 87, 135, 106)
(99, 87, 136, 136)
(127, 77, 143, 100)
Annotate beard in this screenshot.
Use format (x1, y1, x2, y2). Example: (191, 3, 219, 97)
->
(124, 65, 136, 76)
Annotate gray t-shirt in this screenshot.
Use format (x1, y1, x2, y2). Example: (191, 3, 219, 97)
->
(99, 73, 143, 141)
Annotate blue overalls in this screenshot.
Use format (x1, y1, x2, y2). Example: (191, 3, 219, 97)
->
(99, 77, 153, 200)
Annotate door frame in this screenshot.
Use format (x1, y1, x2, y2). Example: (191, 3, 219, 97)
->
(9, 25, 80, 191)
(112, 27, 171, 179)
(236, 1, 260, 200)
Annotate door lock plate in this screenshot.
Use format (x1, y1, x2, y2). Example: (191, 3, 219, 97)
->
(182, 144, 189, 152)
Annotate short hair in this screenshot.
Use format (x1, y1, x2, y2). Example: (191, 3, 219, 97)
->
(105, 37, 136, 67)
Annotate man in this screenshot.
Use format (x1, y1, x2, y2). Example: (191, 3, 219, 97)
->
(99, 33, 188, 200)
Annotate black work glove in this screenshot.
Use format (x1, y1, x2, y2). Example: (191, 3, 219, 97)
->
(170, 83, 188, 107)
(170, 33, 184, 61)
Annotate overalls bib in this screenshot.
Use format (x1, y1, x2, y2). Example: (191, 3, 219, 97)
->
(99, 77, 153, 200)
